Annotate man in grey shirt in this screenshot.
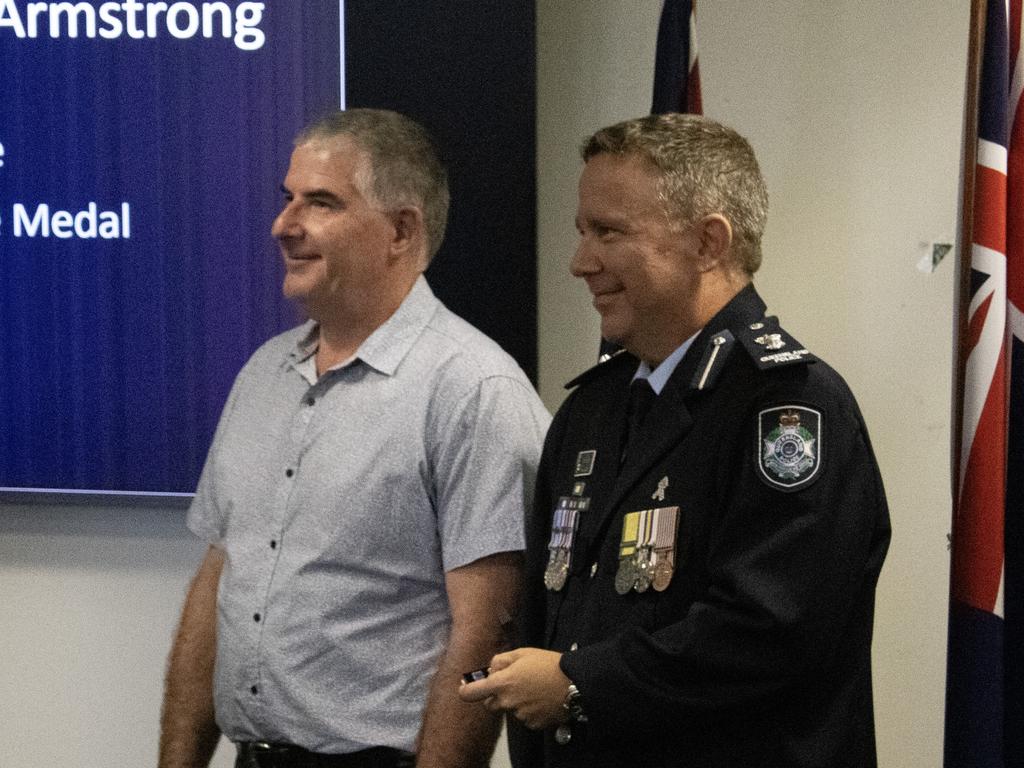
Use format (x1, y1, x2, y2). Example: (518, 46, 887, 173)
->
(158, 109, 550, 768)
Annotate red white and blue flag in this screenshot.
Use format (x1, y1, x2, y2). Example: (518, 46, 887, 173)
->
(946, 1, 1023, 765)
(651, 0, 702, 115)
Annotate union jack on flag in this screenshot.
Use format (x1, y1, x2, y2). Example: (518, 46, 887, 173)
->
(945, 1, 1023, 765)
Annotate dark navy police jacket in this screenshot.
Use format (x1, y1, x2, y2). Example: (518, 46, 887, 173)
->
(511, 285, 891, 768)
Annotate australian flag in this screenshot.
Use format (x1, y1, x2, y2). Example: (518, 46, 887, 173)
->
(946, 0, 1023, 765)
(651, 0, 702, 115)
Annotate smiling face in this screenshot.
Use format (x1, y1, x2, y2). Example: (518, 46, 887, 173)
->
(271, 136, 406, 325)
(572, 152, 707, 364)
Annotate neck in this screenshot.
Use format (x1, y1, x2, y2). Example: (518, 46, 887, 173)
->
(635, 272, 751, 366)
(310, 273, 419, 375)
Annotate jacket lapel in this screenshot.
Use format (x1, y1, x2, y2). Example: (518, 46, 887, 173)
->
(604, 384, 694, 516)
(583, 286, 769, 547)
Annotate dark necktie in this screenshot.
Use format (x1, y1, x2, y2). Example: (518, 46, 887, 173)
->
(621, 378, 656, 465)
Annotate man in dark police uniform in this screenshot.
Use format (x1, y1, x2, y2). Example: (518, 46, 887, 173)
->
(460, 113, 891, 767)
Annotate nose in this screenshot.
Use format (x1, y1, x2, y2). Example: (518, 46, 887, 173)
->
(271, 201, 301, 240)
(570, 235, 599, 278)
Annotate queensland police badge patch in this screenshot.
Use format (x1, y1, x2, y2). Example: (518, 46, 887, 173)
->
(757, 406, 822, 491)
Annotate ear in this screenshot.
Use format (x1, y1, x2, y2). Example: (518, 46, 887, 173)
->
(694, 214, 733, 272)
(387, 206, 426, 263)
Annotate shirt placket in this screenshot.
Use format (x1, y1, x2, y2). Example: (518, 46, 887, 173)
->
(247, 374, 326, 720)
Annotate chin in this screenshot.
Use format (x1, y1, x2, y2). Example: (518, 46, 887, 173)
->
(282, 275, 314, 300)
(598, 318, 627, 345)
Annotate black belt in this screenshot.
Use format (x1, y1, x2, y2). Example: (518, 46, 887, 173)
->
(235, 742, 415, 768)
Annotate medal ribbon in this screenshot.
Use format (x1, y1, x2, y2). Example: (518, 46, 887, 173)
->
(619, 511, 640, 560)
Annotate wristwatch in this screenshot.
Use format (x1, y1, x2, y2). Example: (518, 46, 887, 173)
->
(563, 682, 587, 723)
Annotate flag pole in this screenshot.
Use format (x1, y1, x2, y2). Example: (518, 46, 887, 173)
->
(953, 0, 988, 505)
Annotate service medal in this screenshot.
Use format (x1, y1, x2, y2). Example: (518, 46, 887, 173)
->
(651, 506, 680, 592)
(615, 511, 642, 595)
(614, 558, 637, 595)
(652, 558, 674, 592)
(632, 510, 656, 592)
(550, 557, 569, 591)
(633, 551, 652, 593)
(544, 497, 588, 591)
(543, 549, 561, 590)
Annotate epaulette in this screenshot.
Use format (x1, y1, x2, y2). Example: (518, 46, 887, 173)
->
(735, 316, 817, 370)
(688, 330, 738, 391)
(564, 347, 634, 390)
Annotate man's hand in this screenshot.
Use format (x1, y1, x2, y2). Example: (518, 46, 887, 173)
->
(457, 647, 570, 730)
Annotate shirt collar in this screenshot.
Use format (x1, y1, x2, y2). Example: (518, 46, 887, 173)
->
(632, 331, 699, 395)
(287, 275, 439, 378)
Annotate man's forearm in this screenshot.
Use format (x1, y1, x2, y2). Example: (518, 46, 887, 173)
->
(416, 551, 521, 767)
(416, 639, 503, 768)
(158, 547, 223, 768)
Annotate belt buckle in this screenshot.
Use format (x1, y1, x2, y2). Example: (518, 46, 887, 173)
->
(240, 741, 286, 768)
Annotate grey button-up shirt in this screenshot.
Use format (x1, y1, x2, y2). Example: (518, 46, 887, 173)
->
(188, 277, 550, 753)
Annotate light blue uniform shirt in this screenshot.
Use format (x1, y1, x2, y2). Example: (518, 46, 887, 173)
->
(632, 332, 699, 394)
(188, 277, 550, 753)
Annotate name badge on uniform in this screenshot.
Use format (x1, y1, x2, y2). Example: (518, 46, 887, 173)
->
(544, 496, 590, 591)
(574, 450, 597, 477)
(615, 506, 680, 594)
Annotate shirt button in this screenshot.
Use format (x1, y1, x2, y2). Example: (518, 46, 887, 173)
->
(589, 563, 598, 578)
(270, 540, 277, 549)
(253, 613, 261, 623)
(569, 642, 578, 652)
(285, 468, 294, 478)
(305, 396, 315, 406)
(250, 685, 258, 695)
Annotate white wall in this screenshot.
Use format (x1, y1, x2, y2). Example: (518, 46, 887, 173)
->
(0, 501, 236, 767)
(0, 2, 966, 766)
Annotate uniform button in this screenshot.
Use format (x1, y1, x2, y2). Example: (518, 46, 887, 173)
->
(270, 540, 277, 549)
(569, 642, 578, 652)
(250, 685, 258, 695)
(253, 613, 261, 623)
(285, 468, 294, 478)
(305, 396, 315, 406)
(589, 562, 598, 578)
(554, 725, 572, 745)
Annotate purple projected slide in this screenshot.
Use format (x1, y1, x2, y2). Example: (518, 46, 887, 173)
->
(0, 1, 344, 496)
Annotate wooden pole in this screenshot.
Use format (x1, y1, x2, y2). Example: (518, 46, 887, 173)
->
(953, 0, 988, 506)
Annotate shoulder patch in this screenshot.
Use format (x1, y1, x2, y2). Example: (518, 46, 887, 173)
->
(565, 347, 635, 390)
(736, 316, 817, 370)
(757, 405, 822, 491)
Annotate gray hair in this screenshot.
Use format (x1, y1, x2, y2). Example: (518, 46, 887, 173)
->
(582, 113, 768, 275)
(298, 109, 450, 262)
